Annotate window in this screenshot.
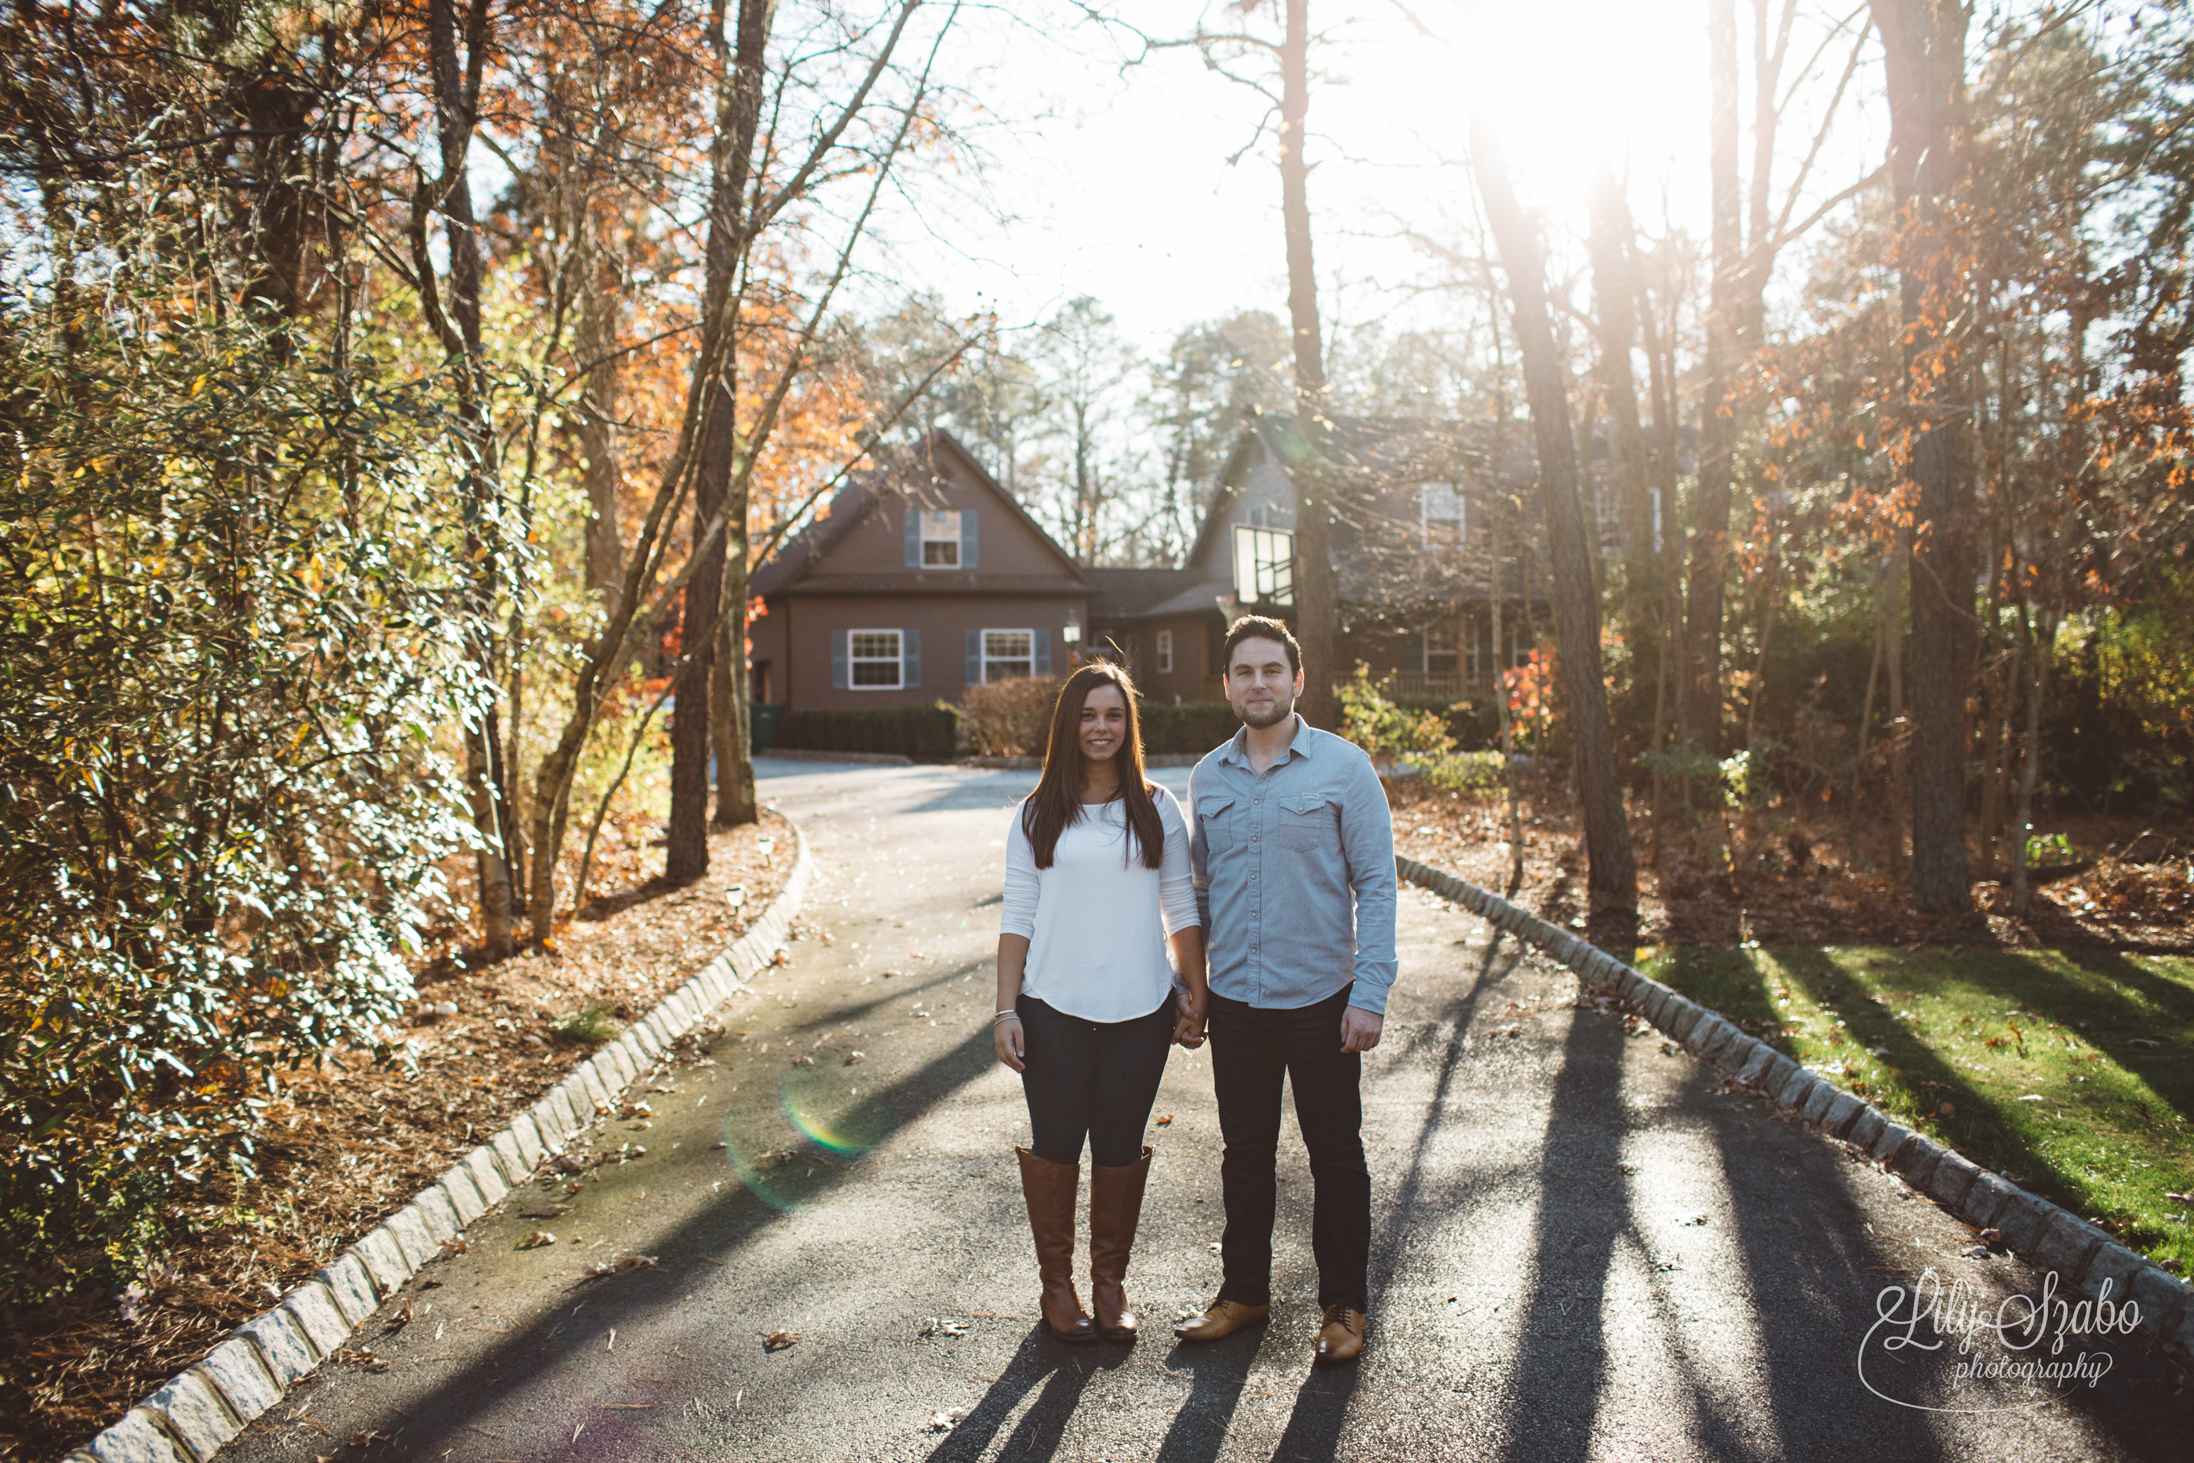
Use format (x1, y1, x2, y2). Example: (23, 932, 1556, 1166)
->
(1156, 629, 1173, 674)
(1420, 483, 1465, 549)
(919, 511, 960, 568)
(1424, 622, 1458, 678)
(1232, 524, 1295, 606)
(849, 629, 904, 689)
(982, 628, 1034, 682)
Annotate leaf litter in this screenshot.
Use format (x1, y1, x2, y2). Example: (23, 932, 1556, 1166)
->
(11, 815, 792, 1463)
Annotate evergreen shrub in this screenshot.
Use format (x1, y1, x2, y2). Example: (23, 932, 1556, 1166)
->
(775, 702, 963, 759)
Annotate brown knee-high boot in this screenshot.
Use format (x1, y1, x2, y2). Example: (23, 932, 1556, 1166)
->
(1089, 1145, 1153, 1342)
(1016, 1147, 1096, 1342)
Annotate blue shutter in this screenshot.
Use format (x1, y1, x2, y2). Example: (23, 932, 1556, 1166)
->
(1405, 634, 1426, 674)
(904, 505, 921, 567)
(902, 628, 921, 688)
(831, 629, 849, 690)
(959, 509, 979, 570)
(1033, 627, 1052, 676)
(965, 628, 982, 687)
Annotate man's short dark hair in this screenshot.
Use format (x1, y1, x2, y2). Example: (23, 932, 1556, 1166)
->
(1223, 615, 1301, 676)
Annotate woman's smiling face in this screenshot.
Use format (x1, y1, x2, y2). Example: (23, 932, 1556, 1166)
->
(1079, 683, 1128, 767)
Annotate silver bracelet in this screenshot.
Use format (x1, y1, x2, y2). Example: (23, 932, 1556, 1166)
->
(994, 1010, 1021, 1024)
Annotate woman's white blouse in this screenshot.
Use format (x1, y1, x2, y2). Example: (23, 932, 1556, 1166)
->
(1001, 786, 1198, 1023)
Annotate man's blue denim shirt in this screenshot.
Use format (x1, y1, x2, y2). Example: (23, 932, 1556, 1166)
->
(1188, 715, 1398, 1014)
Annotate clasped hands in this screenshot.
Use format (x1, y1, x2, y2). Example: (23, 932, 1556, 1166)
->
(1172, 989, 1208, 1048)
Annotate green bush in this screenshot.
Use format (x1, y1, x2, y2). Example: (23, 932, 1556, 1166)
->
(775, 702, 963, 759)
(1138, 700, 1240, 756)
(0, 272, 484, 1299)
(1393, 694, 1500, 751)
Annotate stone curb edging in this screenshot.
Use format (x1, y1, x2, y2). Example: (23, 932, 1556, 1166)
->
(73, 827, 815, 1463)
(1395, 852, 2194, 1364)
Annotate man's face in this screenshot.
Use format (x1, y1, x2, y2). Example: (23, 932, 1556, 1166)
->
(1225, 637, 1303, 730)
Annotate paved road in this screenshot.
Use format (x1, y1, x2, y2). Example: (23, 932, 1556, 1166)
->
(220, 762, 2191, 1463)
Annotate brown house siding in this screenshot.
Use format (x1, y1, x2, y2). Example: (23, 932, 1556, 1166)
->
(775, 595, 1088, 711)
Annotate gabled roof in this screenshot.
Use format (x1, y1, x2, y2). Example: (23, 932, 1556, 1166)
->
(752, 430, 1095, 599)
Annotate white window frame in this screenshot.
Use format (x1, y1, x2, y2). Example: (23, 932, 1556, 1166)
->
(918, 510, 961, 569)
(1156, 628, 1174, 674)
(848, 628, 904, 690)
(1420, 482, 1465, 549)
(982, 627, 1034, 682)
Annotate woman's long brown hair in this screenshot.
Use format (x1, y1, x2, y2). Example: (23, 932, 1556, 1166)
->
(1021, 662, 1165, 870)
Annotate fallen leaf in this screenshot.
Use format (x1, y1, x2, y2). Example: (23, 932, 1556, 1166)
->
(521, 1204, 569, 1219)
(1154, 1114, 1173, 1126)
(762, 1329, 801, 1351)
(439, 1236, 470, 1259)
(517, 1230, 557, 1249)
(926, 1408, 968, 1432)
(918, 1316, 968, 1337)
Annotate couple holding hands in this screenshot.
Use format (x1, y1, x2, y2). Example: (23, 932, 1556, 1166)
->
(992, 616, 1397, 1366)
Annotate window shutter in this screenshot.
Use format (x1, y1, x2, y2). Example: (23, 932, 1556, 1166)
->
(959, 509, 979, 570)
(831, 629, 849, 690)
(1033, 627, 1052, 676)
(1405, 635, 1426, 674)
(903, 504, 921, 567)
(902, 628, 921, 688)
(965, 628, 982, 686)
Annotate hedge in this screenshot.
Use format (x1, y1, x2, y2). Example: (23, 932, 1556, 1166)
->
(773, 702, 963, 760)
(1139, 700, 1241, 756)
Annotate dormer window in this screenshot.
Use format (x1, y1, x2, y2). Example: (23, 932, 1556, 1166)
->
(920, 510, 961, 567)
(1420, 483, 1465, 549)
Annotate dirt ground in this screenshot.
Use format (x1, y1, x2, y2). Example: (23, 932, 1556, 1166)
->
(5, 812, 795, 1463)
(1386, 775, 2194, 955)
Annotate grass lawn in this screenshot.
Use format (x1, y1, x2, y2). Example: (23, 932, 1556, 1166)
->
(1638, 945, 2194, 1275)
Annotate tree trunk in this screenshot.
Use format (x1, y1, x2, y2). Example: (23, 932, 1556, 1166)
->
(1872, 0, 1974, 912)
(1278, 0, 1337, 731)
(1470, 111, 1639, 950)
(713, 579, 759, 827)
(427, 0, 521, 952)
(1681, 0, 1743, 759)
(577, 214, 625, 601)
(1587, 168, 1661, 688)
(666, 0, 774, 883)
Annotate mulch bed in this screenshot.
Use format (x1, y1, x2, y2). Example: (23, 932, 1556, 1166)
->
(1385, 777, 2194, 956)
(5, 812, 795, 1463)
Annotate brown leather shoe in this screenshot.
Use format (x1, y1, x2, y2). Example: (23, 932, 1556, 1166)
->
(1314, 1304, 1366, 1364)
(1015, 1147, 1096, 1343)
(1172, 1298, 1271, 1342)
(1089, 1146, 1152, 1342)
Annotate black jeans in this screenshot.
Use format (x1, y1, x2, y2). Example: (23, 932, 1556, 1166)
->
(1207, 986, 1370, 1314)
(1017, 995, 1173, 1168)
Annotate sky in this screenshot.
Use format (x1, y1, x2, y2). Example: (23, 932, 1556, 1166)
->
(857, 0, 1888, 358)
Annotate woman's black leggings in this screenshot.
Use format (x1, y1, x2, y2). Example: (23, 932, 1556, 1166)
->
(1016, 994, 1173, 1168)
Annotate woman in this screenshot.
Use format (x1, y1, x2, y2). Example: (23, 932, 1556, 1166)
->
(995, 662, 1208, 1343)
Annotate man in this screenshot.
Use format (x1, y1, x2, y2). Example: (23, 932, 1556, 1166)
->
(1174, 615, 1396, 1364)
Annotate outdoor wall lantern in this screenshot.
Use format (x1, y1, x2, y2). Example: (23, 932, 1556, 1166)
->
(1062, 615, 1082, 645)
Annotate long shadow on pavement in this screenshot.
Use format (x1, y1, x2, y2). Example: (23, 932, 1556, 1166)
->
(1494, 992, 1626, 1463)
(922, 1329, 1130, 1463)
(306, 1023, 1005, 1459)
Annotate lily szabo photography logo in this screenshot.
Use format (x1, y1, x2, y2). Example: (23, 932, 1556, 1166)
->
(1859, 1268, 2141, 1413)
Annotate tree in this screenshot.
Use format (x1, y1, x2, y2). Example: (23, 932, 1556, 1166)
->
(1468, 109, 1640, 948)
(1870, 0, 1975, 912)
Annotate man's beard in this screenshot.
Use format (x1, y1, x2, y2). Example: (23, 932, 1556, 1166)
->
(1235, 693, 1295, 730)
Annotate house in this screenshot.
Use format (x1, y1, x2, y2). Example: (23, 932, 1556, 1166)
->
(1086, 413, 1561, 702)
(747, 432, 1095, 712)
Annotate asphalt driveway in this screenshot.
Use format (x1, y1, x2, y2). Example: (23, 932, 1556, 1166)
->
(213, 760, 2192, 1462)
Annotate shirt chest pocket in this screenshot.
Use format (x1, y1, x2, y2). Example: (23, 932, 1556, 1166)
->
(1277, 793, 1335, 852)
(1196, 795, 1238, 853)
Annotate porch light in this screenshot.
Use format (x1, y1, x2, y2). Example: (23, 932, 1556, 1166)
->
(1062, 614, 1082, 645)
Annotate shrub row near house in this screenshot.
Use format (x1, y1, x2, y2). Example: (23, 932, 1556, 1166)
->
(1139, 699, 1242, 756)
(773, 702, 964, 760)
